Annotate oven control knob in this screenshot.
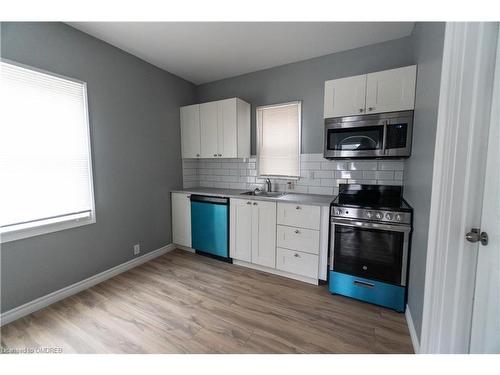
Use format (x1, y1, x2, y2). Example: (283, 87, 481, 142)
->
(385, 213, 393, 220)
(395, 214, 402, 222)
(335, 209, 343, 216)
(375, 212, 383, 219)
(366, 211, 373, 219)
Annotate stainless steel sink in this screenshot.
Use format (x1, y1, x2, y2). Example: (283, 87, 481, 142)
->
(240, 190, 287, 198)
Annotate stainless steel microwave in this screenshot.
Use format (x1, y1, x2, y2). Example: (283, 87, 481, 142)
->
(324, 111, 413, 159)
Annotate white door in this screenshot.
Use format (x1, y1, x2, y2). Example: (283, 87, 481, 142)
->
(420, 22, 499, 354)
(180, 104, 200, 159)
(217, 98, 238, 158)
(230, 199, 252, 262)
(200, 101, 219, 158)
(365, 65, 416, 114)
(251, 201, 276, 268)
(324, 74, 367, 118)
(171, 192, 191, 247)
(470, 30, 500, 354)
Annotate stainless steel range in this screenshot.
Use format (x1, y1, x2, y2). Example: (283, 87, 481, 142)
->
(328, 184, 413, 312)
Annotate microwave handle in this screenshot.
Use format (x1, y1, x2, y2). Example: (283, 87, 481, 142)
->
(382, 121, 388, 154)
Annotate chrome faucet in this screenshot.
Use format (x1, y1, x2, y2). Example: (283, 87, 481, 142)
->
(265, 178, 272, 192)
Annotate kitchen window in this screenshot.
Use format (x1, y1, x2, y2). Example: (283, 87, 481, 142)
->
(0, 60, 95, 243)
(256, 101, 301, 179)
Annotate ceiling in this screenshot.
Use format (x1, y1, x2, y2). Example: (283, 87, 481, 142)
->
(68, 22, 415, 85)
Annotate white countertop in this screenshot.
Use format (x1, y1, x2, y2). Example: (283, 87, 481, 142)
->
(171, 187, 335, 207)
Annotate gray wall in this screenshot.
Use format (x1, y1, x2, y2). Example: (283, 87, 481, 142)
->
(0, 22, 197, 313)
(404, 22, 446, 341)
(198, 37, 415, 154)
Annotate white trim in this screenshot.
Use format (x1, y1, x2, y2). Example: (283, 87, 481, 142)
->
(1, 213, 95, 244)
(420, 22, 499, 354)
(405, 304, 420, 354)
(233, 259, 319, 285)
(175, 244, 196, 253)
(0, 243, 176, 326)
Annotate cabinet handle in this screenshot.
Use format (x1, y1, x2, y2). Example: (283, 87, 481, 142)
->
(196, 154, 200, 157)
(218, 153, 222, 157)
(296, 206, 301, 210)
(359, 108, 364, 113)
(246, 201, 252, 205)
(294, 229, 300, 234)
(354, 280, 374, 288)
(294, 253, 300, 258)
(368, 107, 375, 111)
(213, 153, 217, 157)
(253, 202, 257, 206)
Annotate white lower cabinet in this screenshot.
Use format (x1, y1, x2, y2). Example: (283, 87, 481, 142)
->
(230, 198, 276, 268)
(277, 225, 320, 255)
(276, 248, 319, 279)
(171, 192, 191, 247)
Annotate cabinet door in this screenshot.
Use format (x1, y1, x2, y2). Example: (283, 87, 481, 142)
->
(171, 193, 191, 247)
(217, 98, 238, 158)
(365, 65, 416, 114)
(200, 101, 219, 158)
(251, 201, 277, 268)
(180, 104, 200, 158)
(230, 199, 253, 262)
(324, 74, 367, 118)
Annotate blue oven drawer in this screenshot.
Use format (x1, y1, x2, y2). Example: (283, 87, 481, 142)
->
(329, 271, 405, 312)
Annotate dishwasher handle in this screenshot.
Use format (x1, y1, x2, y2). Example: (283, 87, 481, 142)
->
(189, 195, 229, 205)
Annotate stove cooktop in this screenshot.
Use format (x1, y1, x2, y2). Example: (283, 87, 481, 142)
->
(331, 184, 413, 225)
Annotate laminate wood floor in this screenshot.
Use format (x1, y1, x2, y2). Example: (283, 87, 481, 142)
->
(1, 249, 414, 354)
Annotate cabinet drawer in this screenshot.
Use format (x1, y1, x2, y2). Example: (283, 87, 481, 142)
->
(276, 248, 319, 279)
(277, 203, 320, 230)
(277, 225, 320, 255)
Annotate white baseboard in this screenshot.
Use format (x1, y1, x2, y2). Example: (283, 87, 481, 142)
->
(0, 243, 176, 327)
(175, 244, 196, 253)
(405, 304, 420, 354)
(233, 259, 319, 285)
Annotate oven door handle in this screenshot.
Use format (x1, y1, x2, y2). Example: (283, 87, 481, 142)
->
(331, 218, 411, 233)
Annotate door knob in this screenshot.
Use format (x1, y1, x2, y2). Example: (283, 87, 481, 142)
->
(368, 107, 375, 111)
(465, 228, 489, 246)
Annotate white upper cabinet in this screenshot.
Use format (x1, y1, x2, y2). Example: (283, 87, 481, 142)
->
(324, 74, 367, 118)
(180, 104, 200, 158)
(365, 65, 417, 114)
(323, 65, 417, 118)
(180, 98, 250, 159)
(200, 101, 219, 158)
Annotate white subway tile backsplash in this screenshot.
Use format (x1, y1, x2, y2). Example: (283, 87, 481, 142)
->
(301, 162, 321, 170)
(348, 161, 378, 171)
(182, 154, 405, 196)
(336, 170, 364, 179)
(320, 179, 336, 187)
(321, 161, 347, 170)
(378, 161, 404, 170)
(375, 171, 395, 180)
(308, 186, 334, 195)
(314, 170, 334, 179)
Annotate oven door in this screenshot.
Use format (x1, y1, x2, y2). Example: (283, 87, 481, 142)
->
(329, 218, 411, 286)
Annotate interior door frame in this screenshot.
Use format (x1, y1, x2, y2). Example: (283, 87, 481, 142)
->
(419, 22, 499, 354)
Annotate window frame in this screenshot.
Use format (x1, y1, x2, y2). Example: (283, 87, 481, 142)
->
(0, 59, 96, 243)
(256, 100, 302, 180)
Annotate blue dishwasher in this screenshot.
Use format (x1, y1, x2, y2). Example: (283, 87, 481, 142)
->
(190, 195, 230, 261)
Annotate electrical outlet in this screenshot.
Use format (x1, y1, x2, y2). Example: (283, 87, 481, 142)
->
(133, 244, 140, 256)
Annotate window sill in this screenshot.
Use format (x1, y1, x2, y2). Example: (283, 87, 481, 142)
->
(0, 213, 96, 244)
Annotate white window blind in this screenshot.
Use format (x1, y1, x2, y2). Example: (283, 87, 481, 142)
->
(0, 61, 95, 242)
(257, 101, 301, 178)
